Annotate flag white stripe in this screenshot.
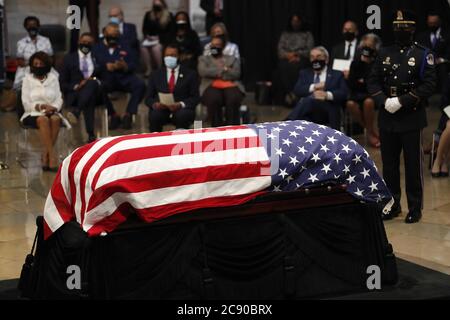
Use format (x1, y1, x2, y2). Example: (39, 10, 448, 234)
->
(73, 137, 116, 223)
(43, 193, 65, 233)
(83, 176, 272, 231)
(95, 146, 269, 190)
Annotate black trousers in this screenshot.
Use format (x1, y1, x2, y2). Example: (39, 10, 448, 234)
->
(287, 96, 341, 130)
(67, 80, 99, 135)
(149, 108, 195, 132)
(379, 129, 423, 214)
(202, 86, 243, 127)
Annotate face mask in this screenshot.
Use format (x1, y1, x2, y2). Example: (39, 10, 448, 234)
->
(31, 65, 50, 77)
(27, 27, 39, 38)
(176, 21, 188, 31)
(394, 30, 413, 47)
(343, 31, 356, 42)
(210, 47, 223, 57)
(79, 43, 92, 55)
(361, 46, 376, 58)
(428, 25, 440, 33)
(153, 4, 162, 12)
(109, 16, 121, 25)
(164, 56, 178, 69)
(311, 59, 326, 71)
(106, 36, 119, 46)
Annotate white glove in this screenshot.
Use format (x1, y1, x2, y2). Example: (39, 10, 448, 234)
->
(385, 97, 402, 114)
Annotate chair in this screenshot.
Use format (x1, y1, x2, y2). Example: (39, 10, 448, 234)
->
(430, 129, 442, 170)
(39, 24, 66, 52)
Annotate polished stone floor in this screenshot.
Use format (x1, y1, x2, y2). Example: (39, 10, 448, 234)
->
(0, 94, 449, 281)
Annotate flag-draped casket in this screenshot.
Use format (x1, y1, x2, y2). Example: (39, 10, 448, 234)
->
(43, 120, 393, 239)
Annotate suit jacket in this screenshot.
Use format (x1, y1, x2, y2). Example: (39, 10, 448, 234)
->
(416, 29, 450, 60)
(93, 41, 138, 82)
(197, 54, 245, 94)
(146, 66, 200, 110)
(59, 51, 103, 106)
(293, 68, 349, 104)
(330, 40, 359, 66)
(121, 22, 140, 55)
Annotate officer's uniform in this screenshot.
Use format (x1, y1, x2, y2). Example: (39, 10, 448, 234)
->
(367, 10, 436, 223)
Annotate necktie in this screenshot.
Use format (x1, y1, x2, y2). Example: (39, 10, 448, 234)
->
(345, 43, 352, 59)
(314, 73, 320, 84)
(168, 69, 175, 93)
(81, 56, 90, 79)
(431, 33, 438, 49)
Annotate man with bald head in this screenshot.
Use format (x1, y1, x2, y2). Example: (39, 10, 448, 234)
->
(94, 23, 145, 129)
(108, 5, 139, 55)
(330, 20, 359, 78)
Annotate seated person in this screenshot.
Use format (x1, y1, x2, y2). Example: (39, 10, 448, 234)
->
(20, 52, 63, 171)
(142, 0, 175, 77)
(167, 11, 202, 71)
(14, 16, 54, 90)
(198, 36, 244, 127)
(287, 46, 348, 130)
(203, 22, 240, 59)
(274, 13, 314, 106)
(108, 5, 140, 56)
(60, 32, 120, 142)
(146, 43, 200, 132)
(346, 33, 381, 148)
(431, 107, 450, 177)
(94, 23, 146, 129)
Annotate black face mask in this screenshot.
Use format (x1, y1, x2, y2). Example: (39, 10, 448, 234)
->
(311, 59, 326, 71)
(27, 27, 39, 38)
(361, 46, 376, 58)
(78, 43, 92, 55)
(153, 4, 163, 12)
(343, 31, 356, 42)
(428, 25, 440, 33)
(394, 30, 413, 47)
(106, 36, 119, 46)
(31, 65, 50, 77)
(210, 47, 223, 57)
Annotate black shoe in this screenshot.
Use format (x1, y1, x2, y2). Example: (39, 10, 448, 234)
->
(405, 211, 422, 224)
(431, 171, 441, 178)
(382, 203, 401, 221)
(110, 114, 121, 130)
(122, 114, 132, 130)
(440, 171, 449, 177)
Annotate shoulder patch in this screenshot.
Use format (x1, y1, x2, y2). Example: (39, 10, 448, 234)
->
(426, 53, 435, 65)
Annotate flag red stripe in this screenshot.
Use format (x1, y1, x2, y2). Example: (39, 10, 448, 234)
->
(86, 163, 270, 211)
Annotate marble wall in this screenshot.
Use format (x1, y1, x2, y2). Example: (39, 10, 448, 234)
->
(4, 0, 191, 54)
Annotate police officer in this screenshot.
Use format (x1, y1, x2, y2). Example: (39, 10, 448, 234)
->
(367, 10, 436, 223)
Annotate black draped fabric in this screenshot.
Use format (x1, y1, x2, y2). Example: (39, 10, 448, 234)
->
(20, 202, 397, 299)
(222, 0, 450, 88)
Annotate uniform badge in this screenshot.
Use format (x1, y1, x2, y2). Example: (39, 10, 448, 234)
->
(426, 53, 435, 65)
(408, 57, 416, 66)
(383, 57, 391, 65)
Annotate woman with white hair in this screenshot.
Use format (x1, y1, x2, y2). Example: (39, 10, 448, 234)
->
(346, 33, 382, 148)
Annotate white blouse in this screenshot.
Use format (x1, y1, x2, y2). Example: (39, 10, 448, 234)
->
(20, 72, 63, 122)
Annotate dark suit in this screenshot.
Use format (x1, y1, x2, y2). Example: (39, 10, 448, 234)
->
(146, 66, 200, 132)
(200, 0, 224, 33)
(287, 68, 349, 130)
(60, 51, 106, 135)
(330, 40, 358, 66)
(120, 22, 140, 56)
(94, 41, 146, 115)
(416, 29, 450, 108)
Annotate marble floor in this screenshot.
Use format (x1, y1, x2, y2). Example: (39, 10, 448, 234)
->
(0, 94, 449, 281)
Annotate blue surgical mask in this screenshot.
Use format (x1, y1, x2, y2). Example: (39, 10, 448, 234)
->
(109, 16, 121, 25)
(164, 56, 178, 69)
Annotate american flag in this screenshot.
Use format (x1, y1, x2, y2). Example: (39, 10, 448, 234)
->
(43, 120, 393, 239)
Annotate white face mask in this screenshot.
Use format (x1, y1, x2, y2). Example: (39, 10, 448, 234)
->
(164, 56, 178, 69)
